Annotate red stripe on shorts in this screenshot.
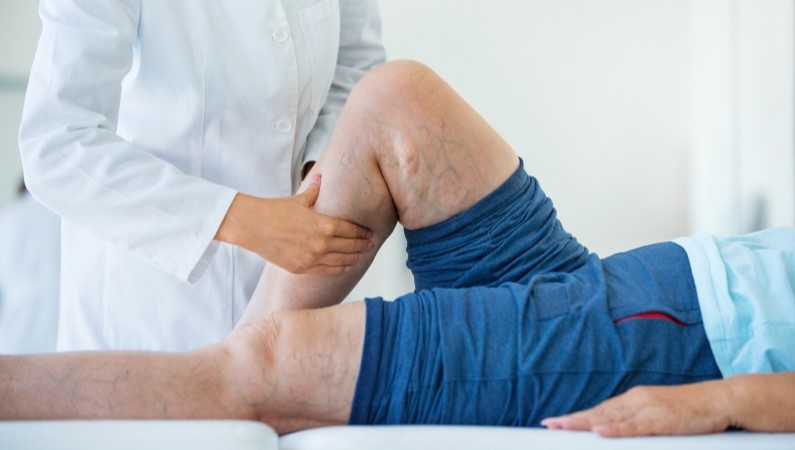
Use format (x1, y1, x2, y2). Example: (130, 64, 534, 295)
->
(614, 312, 691, 326)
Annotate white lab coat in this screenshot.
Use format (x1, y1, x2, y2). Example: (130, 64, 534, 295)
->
(0, 193, 60, 354)
(18, 0, 386, 351)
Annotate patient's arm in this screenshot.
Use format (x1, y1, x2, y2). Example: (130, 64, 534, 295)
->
(239, 60, 518, 321)
(542, 372, 795, 436)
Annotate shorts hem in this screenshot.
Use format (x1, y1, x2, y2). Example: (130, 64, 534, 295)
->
(348, 296, 384, 424)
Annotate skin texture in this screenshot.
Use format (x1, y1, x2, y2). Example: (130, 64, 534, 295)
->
(0, 303, 363, 434)
(0, 61, 793, 437)
(542, 373, 795, 437)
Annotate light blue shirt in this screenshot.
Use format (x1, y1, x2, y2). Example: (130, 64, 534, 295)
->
(674, 228, 795, 377)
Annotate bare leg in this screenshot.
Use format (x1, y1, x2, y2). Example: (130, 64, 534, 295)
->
(241, 60, 519, 319)
(231, 62, 519, 429)
(226, 304, 366, 433)
(0, 62, 519, 434)
(0, 303, 364, 435)
(0, 345, 245, 421)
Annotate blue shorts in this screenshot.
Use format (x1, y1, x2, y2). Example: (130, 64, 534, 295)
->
(404, 159, 589, 290)
(349, 162, 721, 426)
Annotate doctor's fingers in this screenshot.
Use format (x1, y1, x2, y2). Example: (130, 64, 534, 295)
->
(314, 214, 373, 240)
(303, 233, 374, 263)
(314, 235, 375, 256)
(306, 252, 369, 275)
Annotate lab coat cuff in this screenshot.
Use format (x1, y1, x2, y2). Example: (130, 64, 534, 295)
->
(185, 187, 238, 284)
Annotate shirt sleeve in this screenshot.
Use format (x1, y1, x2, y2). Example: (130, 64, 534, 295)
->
(302, 0, 387, 169)
(18, 0, 237, 283)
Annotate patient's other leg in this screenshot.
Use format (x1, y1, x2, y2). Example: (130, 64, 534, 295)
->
(241, 60, 519, 319)
(0, 302, 365, 435)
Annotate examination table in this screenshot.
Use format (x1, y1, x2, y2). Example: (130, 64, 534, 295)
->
(2, 420, 794, 449)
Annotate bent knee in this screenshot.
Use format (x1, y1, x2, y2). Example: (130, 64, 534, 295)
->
(349, 59, 441, 118)
(226, 310, 307, 373)
(225, 311, 311, 402)
(347, 60, 452, 178)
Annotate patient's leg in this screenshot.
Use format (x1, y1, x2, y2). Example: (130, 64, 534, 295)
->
(0, 62, 542, 433)
(241, 60, 519, 318)
(0, 62, 539, 432)
(0, 302, 365, 435)
(226, 304, 366, 433)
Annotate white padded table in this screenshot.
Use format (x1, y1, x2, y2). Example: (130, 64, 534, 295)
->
(0, 421, 276, 450)
(2, 421, 795, 449)
(282, 425, 795, 450)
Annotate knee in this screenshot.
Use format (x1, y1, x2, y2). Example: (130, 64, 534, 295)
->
(346, 60, 448, 175)
(226, 313, 283, 377)
(223, 310, 300, 416)
(230, 310, 296, 368)
(348, 59, 442, 119)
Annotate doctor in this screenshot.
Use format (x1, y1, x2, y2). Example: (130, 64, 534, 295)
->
(0, 180, 60, 354)
(18, 0, 385, 352)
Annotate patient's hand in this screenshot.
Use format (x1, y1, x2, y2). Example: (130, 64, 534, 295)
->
(543, 373, 795, 437)
(541, 380, 732, 437)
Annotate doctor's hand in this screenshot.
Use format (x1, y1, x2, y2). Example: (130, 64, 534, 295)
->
(216, 174, 373, 275)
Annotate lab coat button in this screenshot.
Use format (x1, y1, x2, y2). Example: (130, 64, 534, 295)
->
(272, 27, 289, 43)
(275, 119, 293, 133)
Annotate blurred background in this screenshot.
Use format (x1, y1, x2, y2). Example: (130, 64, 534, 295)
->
(0, 1, 793, 344)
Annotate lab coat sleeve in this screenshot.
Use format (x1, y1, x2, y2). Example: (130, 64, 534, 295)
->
(18, 0, 237, 284)
(301, 0, 387, 171)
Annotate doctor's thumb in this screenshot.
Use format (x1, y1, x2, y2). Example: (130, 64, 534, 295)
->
(298, 174, 321, 207)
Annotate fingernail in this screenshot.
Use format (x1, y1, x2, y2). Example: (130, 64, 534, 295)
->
(309, 173, 321, 184)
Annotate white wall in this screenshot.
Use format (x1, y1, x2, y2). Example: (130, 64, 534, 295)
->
(0, 0, 39, 206)
(689, 0, 795, 235)
(381, 0, 691, 252)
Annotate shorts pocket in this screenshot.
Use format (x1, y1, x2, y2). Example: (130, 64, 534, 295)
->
(530, 273, 570, 320)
